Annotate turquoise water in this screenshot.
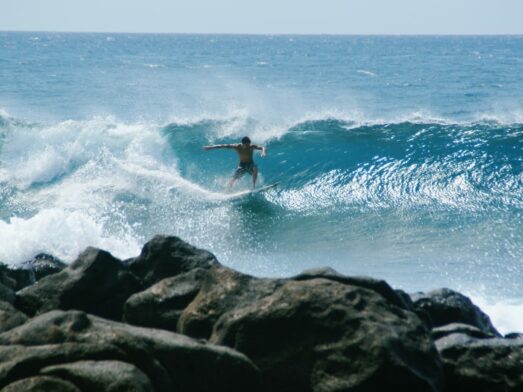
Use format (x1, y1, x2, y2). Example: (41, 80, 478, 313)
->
(1, 33, 522, 330)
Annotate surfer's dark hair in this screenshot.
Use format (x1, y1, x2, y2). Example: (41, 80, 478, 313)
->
(242, 136, 251, 144)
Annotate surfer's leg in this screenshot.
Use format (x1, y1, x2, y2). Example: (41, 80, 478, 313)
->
(252, 166, 258, 189)
(227, 166, 244, 191)
(226, 177, 236, 191)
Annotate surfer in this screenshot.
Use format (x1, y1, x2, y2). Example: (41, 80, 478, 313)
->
(203, 136, 266, 190)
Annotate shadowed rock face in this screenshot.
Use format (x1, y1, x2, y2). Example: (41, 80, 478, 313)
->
(177, 266, 284, 340)
(1, 376, 81, 392)
(28, 253, 67, 281)
(210, 278, 444, 392)
(0, 310, 260, 392)
(0, 254, 66, 297)
(125, 235, 219, 287)
(40, 360, 155, 392)
(1, 235, 521, 392)
(431, 323, 497, 341)
(124, 267, 209, 330)
(125, 264, 444, 392)
(0, 264, 33, 292)
(410, 288, 501, 337)
(435, 334, 523, 392)
(0, 266, 17, 291)
(292, 267, 415, 310)
(15, 248, 143, 320)
(0, 283, 15, 305)
(0, 300, 28, 333)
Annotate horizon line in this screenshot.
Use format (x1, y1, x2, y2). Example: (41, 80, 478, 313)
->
(1, 29, 523, 37)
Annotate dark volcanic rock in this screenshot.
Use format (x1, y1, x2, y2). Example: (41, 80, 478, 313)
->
(41, 360, 153, 392)
(0, 283, 15, 304)
(177, 266, 283, 340)
(0, 300, 28, 332)
(125, 264, 445, 391)
(293, 267, 414, 310)
(2, 376, 81, 392)
(27, 253, 67, 281)
(126, 235, 219, 287)
(164, 265, 445, 392)
(431, 323, 496, 341)
(436, 334, 523, 392)
(124, 264, 284, 338)
(15, 247, 143, 320)
(0, 264, 35, 291)
(0, 254, 65, 299)
(0, 265, 16, 291)
(4, 235, 518, 392)
(0, 310, 260, 392)
(6, 268, 35, 291)
(124, 268, 208, 330)
(211, 278, 444, 392)
(410, 288, 501, 336)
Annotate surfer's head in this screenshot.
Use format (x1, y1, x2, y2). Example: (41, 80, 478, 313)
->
(241, 136, 251, 145)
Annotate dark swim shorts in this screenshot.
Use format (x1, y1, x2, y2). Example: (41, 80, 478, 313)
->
(233, 162, 257, 179)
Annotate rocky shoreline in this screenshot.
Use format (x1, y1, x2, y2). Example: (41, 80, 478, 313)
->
(0, 235, 521, 391)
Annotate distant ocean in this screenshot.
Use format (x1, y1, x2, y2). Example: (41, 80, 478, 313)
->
(1, 33, 522, 332)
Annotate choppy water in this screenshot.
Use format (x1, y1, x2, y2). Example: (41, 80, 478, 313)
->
(1, 33, 522, 332)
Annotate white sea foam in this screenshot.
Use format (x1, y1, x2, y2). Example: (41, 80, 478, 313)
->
(167, 107, 291, 144)
(469, 295, 523, 335)
(0, 114, 250, 265)
(476, 110, 523, 125)
(0, 208, 140, 265)
(357, 69, 377, 77)
(167, 106, 249, 128)
(282, 108, 523, 133)
(0, 116, 178, 264)
(144, 63, 164, 68)
(0, 116, 166, 189)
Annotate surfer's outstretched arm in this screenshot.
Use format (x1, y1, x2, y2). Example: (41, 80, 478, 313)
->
(203, 144, 237, 151)
(253, 145, 267, 157)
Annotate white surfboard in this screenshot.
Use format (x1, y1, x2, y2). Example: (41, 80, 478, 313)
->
(226, 182, 279, 201)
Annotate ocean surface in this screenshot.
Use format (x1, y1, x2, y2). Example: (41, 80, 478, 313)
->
(1, 33, 522, 332)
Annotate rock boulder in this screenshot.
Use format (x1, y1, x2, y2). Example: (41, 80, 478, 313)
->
(124, 267, 208, 331)
(15, 247, 143, 320)
(125, 235, 219, 287)
(0, 300, 28, 332)
(0, 310, 260, 392)
(436, 333, 523, 392)
(211, 278, 444, 392)
(410, 288, 500, 337)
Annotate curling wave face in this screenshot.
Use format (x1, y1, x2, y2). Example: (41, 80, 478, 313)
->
(1, 112, 522, 300)
(1, 33, 523, 332)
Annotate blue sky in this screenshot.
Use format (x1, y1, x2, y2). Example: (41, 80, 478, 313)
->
(1, 0, 522, 34)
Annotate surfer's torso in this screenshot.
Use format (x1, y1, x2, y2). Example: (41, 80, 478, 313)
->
(235, 144, 258, 164)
